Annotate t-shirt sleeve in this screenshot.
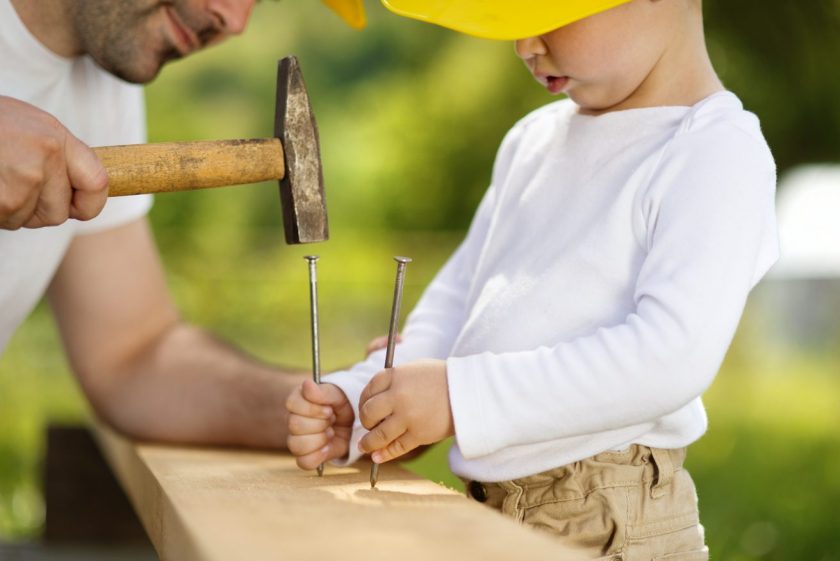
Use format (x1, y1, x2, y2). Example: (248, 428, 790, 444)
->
(74, 78, 153, 235)
(73, 194, 153, 235)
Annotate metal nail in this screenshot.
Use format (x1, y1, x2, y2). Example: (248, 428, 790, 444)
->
(304, 255, 324, 477)
(371, 256, 412, 489)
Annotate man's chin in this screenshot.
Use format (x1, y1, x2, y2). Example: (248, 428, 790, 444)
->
(95, 51, 180, 84)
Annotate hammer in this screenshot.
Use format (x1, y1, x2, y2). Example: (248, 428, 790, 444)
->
(92, 56, 327, 244)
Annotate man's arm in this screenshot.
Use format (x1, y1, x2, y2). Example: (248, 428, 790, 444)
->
(47, 216, 303, 448)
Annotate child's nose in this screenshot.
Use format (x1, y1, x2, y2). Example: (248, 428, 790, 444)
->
(206, 0, 256, 36)
(514, 36, 548, 60)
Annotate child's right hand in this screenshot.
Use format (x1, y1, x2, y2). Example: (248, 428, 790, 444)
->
(286, 380, 354, 470)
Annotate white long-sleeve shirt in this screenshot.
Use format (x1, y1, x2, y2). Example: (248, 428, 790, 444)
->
(327, 91, 779, 482)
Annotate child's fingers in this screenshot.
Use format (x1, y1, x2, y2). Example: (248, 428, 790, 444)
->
(291, 431, 350, 471)
(359, 392, 393, 431)
(287, 428, 333, 457)
(358, 416, 406, 454)
(330, 392, 356, 428)
(301, 380, 349, 409)
(327, 431, 350, 461)
(285, 384, 333, 419)
(288, 413, 332, 436)
(371, 432, 421, 464)
(358, 369, 393, 408)
(295, 445, 331, 471)
(303, 381, 356, 428)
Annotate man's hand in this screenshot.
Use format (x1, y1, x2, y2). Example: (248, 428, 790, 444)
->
(0, 95, 108, 229)
(286, 380, 355, 470)
(358, 359, 454, 464)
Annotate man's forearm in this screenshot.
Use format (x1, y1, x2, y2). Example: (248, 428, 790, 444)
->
(48, 219, 306, 450)
(88, 322, 306, 449)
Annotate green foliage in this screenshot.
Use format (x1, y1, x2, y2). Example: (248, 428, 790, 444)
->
(2, 1, 839, 559)
(704, 0, 840, 171)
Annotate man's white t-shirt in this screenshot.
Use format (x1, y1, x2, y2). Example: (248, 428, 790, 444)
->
(327, 91, 780, 482)
(0, 0, 152, 353)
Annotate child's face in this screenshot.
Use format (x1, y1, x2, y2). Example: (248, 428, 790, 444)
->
(515, 0, 681, 113)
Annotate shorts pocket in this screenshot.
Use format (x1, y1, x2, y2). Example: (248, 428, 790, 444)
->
(521, 486, 629, 556)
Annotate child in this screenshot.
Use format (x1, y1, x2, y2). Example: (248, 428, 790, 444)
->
(286, 0, 778, 558)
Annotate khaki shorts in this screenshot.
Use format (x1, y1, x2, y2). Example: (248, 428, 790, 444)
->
(465, 445, 709, 560)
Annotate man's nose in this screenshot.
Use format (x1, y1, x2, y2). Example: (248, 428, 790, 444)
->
(514, 36, 547, 60)
(207, 0, 256, 35)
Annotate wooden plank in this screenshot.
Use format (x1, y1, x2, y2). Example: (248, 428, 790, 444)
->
(92, 423, 579, 561)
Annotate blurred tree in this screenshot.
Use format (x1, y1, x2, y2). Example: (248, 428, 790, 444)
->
(704, 0, 840, 171)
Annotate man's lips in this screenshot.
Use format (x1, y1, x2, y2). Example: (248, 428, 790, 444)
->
(165, 6, 199, 55)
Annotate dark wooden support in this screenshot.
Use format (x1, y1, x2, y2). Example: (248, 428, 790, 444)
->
(43, 424, 150, 545)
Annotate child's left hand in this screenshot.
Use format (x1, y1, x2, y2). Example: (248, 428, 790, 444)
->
(357, 359, 454, 464)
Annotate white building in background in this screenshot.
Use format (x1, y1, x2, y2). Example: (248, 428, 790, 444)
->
(755, 164, 840, 351)
(771, 165, 840, 279)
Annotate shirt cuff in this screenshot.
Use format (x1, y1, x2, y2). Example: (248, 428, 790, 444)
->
(322, 369, 368, 466)
(446, 354, 494, 459)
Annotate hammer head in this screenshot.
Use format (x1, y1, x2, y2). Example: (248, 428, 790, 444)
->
(276, 56, 328, 244)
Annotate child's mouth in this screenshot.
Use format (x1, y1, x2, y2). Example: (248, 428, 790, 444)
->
(533, 70, 569, 94)
(546, 76, 569, 94)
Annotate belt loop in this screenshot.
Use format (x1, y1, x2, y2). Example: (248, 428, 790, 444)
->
(650, 447, 674, 499)
(499, 480, 526, 523)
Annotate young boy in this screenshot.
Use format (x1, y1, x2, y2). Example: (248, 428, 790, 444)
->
(286, 0, 778, 558)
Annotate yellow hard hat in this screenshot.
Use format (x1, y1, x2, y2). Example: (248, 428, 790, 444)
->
(322, 0, 367, 29)
(381, 0, 632, 40)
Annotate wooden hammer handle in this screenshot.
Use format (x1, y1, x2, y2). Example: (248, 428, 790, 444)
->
(93, 138, 285, 196)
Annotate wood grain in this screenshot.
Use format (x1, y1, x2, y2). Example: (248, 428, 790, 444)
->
(94, 139, 285, 196)
(93, 423, 580, 561)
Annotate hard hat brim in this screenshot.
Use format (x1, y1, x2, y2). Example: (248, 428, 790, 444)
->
(382, 0, 633, 40)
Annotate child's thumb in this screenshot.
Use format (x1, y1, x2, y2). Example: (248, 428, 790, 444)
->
(301, 380, 346, 408)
